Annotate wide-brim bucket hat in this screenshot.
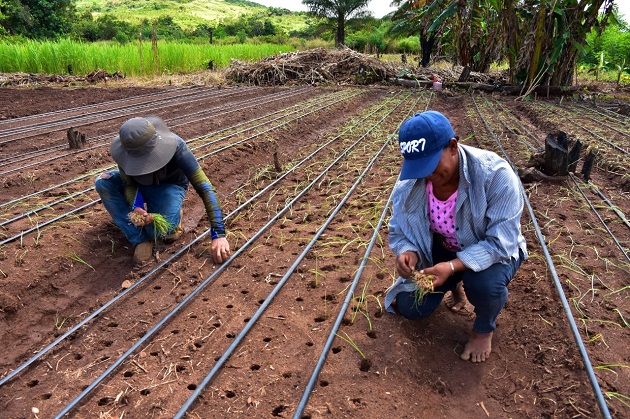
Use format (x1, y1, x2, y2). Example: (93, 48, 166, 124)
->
(110, 116, 178, 176)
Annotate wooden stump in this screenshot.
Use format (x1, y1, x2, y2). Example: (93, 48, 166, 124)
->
(543, 131, 568, 176)
(67, 128, 87, 149)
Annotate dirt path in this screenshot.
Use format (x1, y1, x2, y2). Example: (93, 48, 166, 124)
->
(0, 83, 628, 418)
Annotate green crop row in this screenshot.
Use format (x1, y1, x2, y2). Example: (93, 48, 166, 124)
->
(0, 39, 294, 76)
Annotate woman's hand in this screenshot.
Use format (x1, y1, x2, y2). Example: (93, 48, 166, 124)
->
(130, 207, 153, 226)
(421, 261, 456, 289)
(396, 251, 418, 279)
(211, 237, 231, 264)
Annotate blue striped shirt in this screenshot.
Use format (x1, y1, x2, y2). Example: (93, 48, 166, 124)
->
(385, 144, 527, 311)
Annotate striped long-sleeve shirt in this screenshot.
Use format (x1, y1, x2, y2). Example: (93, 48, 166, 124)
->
(119, 137, 226, 238)
(385, 144, 527, 311)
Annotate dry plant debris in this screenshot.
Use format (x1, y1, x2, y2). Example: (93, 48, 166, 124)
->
(225, 47, 399, 86)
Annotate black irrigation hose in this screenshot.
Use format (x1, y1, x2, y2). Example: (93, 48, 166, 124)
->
(471, 93, 613, 419)
(0, 90, 360, 248)
(0, 87, 307, 167)
(0, 200, 100, 247)
(586, 181, 630, 230)
(584, 102, 630, 126)
(563, 103, 630, 139)
(0, 91, 408, 389)
(175, 97, 409, 419)
(0, 86, 193, 127)
(0, 89, 343, 210)
(539, 103, 629, 155)
(569, 173, 630, 264)
(0, 86, 273, 172)
(0, 86, 249, 142)
(291, 97, 421, 419)
(482, 95, 542, 151)
(55, 93, 406, 418)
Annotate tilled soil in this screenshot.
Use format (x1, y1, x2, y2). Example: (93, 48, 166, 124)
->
(0, 82, 628, 419)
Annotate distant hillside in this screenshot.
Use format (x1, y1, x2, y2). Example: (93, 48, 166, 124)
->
(76, 0, 312, 33)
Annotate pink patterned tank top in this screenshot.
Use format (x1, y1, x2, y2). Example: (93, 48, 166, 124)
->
(426, 181, 460, 251)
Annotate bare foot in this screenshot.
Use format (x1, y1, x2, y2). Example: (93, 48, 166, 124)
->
(460, 330, 493, 363)
(444, 283, 466, 312)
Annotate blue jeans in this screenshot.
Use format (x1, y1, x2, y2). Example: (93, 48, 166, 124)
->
(95, 171, 186, 246)
(395, 238, 524, 333)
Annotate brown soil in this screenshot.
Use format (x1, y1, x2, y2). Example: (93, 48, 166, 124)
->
(0, 80, 628, 419)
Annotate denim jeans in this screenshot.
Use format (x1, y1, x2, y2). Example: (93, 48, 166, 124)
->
(395, 237, 524, 333)
(95, 170, 186, 246)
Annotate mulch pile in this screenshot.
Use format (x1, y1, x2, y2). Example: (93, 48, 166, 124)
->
(0, 69, 124, 86)
(225, 47, 400, 86)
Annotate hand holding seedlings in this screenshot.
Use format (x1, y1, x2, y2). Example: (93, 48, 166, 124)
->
(96, 117, 230, 264)
(128, 207, 154, 227)
(395, 250, 418, 278)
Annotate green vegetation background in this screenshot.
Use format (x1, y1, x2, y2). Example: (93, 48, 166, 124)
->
(0, 0, 628, 82)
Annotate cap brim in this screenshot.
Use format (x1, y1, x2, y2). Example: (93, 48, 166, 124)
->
(399, 149, 442, 180)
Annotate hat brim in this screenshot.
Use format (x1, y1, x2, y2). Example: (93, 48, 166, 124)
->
(110, 117, 179, 176)
(399, 149, 442, 180)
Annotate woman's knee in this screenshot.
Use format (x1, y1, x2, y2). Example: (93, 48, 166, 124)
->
(395, 291, 440, 319)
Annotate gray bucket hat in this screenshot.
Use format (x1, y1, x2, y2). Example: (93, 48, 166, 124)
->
(110, 116, 178, 176)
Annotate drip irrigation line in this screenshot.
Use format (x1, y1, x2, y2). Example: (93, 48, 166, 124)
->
(573, 103, 630, 125)
(0, 87, 290, 172)
(471, 93, 613, 419)
(0, 200, 99, 247)
(0, 86, 251, 143)
(293, 161, 394, 419)
(0, 89, 342, 208)
(0, 86, 194, 127)
(0, 186, 95, 227)
(569, 173, 630, 264)
(175, 104, 402, 419)
(539, 104, 629, 155)
(0, 87, 308, 167)
(291, 97, 420, 419)
(556, 102, 630, 141)
(0, 92, 360, 245)
(1, 92, 409, 389)
(55, 94, 404, 418)
(586, 181, 630, 230)
(482, 95, 542, 151)
(586, 102, 630, 126)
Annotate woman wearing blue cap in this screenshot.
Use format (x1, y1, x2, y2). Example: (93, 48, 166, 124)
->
(95, 116, 231, 265)
(385, 110, 527, 363)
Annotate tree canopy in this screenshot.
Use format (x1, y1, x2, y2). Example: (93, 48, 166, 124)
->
(302, 0, 370, 46)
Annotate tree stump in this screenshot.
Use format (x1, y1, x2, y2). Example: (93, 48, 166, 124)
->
(542, 131, 569, 176)
(581, 149, 597, 181)
(67, 128, 87, 149)
(567, 139, 582, 173)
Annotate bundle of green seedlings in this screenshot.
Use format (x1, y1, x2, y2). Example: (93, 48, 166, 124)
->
(128, 212, 173, 238)
(411, 270, 435, 306)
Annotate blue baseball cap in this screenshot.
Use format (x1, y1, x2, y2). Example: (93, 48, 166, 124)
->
(398, 111, 456, 180)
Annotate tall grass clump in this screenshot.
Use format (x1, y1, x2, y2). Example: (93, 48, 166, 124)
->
(0, 39, 295, 76)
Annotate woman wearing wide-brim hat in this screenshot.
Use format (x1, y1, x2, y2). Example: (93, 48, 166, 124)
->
(95, 116, 231, 265)
(386, 110, 527, 363)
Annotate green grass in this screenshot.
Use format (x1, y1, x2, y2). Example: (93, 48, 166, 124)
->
(0, 39, 295, 75)
(75, 0, 311, 33)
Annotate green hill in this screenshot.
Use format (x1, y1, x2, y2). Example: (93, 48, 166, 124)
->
(76, 0, 312, 33)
